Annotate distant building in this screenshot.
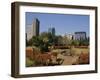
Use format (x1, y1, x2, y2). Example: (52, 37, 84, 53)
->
(32, 18, 40, 36)
(26, 18, 40, 40)
(48, 27, 55, 36)
(52, 28, 55, 36)
(61, 33, 73, 46)
(74, 32, 86, 40)
(65, 33, 73, 40)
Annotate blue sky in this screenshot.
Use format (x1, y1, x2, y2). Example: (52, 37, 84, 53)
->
(26, 12, 89, 37)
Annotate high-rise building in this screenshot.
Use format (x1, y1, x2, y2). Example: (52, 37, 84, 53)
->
(74, 32, 86, 40)
(32, 18, 40, 36)
(48, 27, 55, 36)
(26, 18, 40, 41)
(52, 27, 55, 36)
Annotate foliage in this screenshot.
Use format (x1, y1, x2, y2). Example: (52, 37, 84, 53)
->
(26, 57, 34, 67)
(71, 40, 79, 46)
(78, 39, 89, 46)
(26, 31, 89, 52)
(71, 39, 89, 46)
(27, 32, 57, 52)
(26, 38, 33, 46)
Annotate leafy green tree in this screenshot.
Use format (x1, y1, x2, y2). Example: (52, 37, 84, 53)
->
(71, 40, 79, 46)
(26, 38, 33, 46)
(31, 32, 56, 52)
(79, 39, 89, 46)
(32, 36, 42, 47)
(56, 36, 63, 46)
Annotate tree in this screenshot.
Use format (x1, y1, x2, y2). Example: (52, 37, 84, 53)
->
(26, 38, 33, 46)
(31, 32, 56, 53)
(79, 39, 89, 46)
(32, 36, 42, 47)
(56, 36, 63, 46)
(71, 40, 79, 46)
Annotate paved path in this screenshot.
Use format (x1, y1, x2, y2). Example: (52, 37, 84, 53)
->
(57, 54, 79, 65)
(62, 56, 79, 65)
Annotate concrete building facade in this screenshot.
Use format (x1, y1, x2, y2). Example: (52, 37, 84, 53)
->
(26, 18, 40, 41)
(74, 32, 86, 40)
(65, 33, 73, 40)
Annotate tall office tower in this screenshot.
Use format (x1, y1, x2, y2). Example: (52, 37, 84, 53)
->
(48, 27, 55, 36)
(74, 32, 86, 40)
(26, 18, 40, 41)
(52, 27, 55, 36)
(32, 18, 40, 36)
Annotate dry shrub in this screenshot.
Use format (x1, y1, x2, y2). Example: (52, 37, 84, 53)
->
(26, 47, 33, 60)
(79, 53, 89, 64)
(26, 47, 40, 60)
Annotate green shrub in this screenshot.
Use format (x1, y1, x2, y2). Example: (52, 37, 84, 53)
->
(26, 57, 34, 67)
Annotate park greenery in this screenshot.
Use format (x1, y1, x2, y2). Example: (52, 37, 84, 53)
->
(26, 32, 89, 53)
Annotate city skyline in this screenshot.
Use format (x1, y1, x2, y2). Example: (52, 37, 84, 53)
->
(25, 13, 90, 67)
(26, 12, 89, 37)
